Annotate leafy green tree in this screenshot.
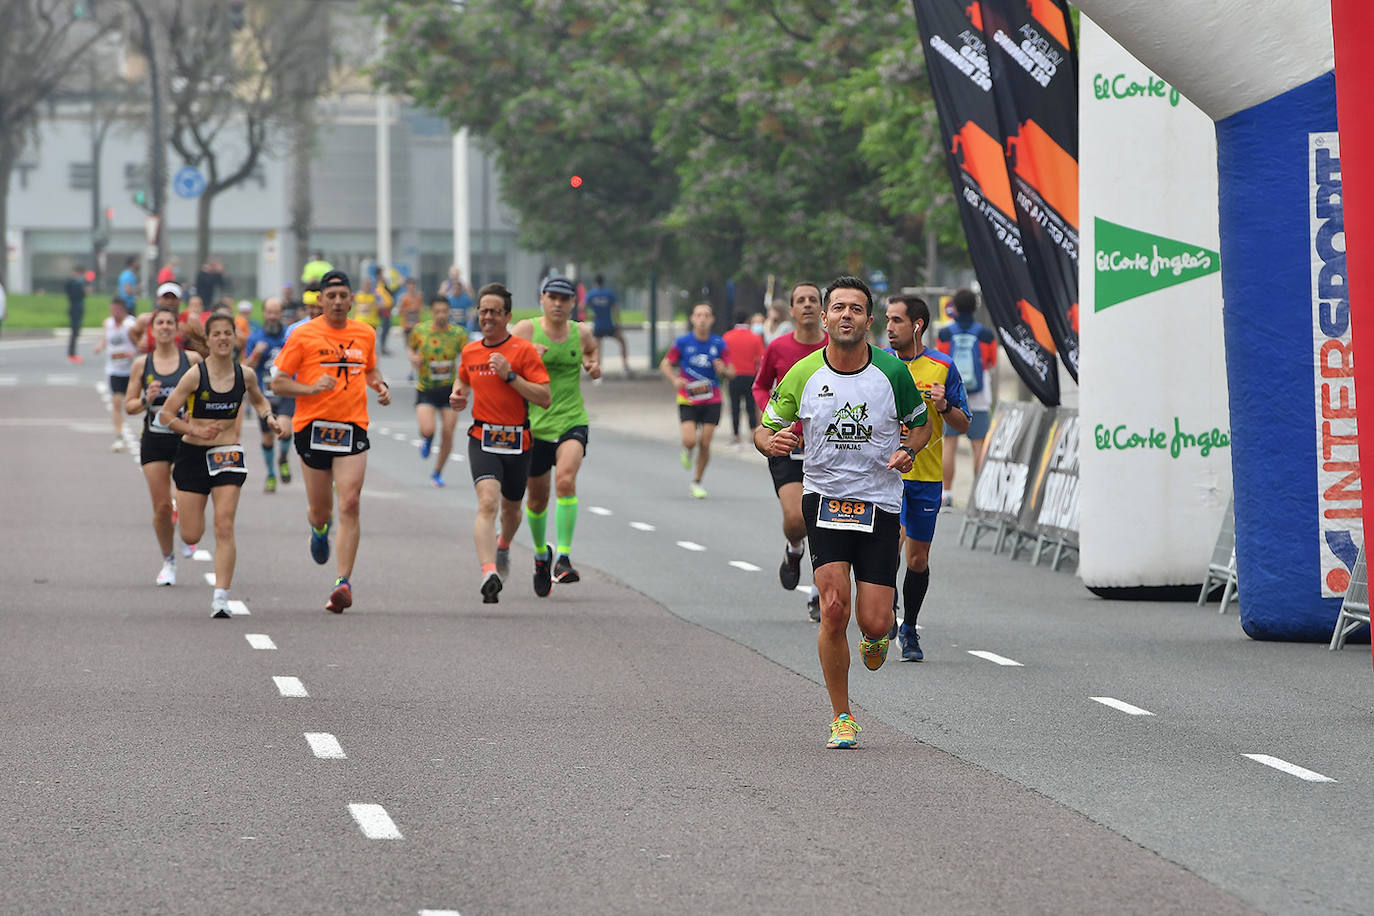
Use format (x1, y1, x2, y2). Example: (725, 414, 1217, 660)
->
(374, 0, 965, 291)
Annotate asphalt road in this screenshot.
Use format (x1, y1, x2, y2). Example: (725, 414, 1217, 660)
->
(1, 333, 1369, 915)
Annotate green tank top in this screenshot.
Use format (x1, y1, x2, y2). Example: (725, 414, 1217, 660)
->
(530, 320, 589, 439)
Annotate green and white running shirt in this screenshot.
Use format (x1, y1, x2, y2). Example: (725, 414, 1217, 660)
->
(761, 345, 926, 514)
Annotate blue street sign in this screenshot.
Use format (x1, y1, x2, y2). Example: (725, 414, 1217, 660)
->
(173, 166, 206, 199)
(868, 269, 888, 294)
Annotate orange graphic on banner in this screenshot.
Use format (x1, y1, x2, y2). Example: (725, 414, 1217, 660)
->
(1017, 298, 1056, 353)
(965, 1, 983, 30)
(1025, 0, 1070, 50)
(952, 121, 1015, 219)
(1006, 119, 1078, 224)
(1068, 302, 1079, 334)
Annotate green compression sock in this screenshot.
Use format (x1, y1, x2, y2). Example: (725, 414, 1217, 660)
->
(526, 506, 548, 555)
(555, 495, 579, 556)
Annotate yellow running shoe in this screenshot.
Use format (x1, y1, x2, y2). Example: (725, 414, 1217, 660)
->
(859, 632, 890, 670)
(826, 713, 861, 749)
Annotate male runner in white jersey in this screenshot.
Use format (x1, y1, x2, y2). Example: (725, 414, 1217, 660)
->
(756, 276, 929, 749)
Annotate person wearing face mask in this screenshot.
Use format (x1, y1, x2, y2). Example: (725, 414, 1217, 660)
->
(245, 297, 295, 492)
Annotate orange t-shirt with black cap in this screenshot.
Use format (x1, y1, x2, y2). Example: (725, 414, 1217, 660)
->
(458, 334, 549, 451)
(273, 316, 378, 432)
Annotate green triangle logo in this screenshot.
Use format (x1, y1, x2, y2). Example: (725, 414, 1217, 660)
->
(1094, 217, 1221, 311)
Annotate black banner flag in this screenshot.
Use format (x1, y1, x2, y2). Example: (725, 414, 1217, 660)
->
(981, 0, 1080, 380)
(911, 0, 1060, 406)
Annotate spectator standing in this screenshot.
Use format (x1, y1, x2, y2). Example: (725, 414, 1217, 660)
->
(935, 289, 998, 506)
(65, 267, 89, 362)
(117, 258, 140, 313)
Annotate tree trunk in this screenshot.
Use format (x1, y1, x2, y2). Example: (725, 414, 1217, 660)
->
(196, 190, 213, 280)
(289, 98, 314, 281)
(0, 130, 16, 290)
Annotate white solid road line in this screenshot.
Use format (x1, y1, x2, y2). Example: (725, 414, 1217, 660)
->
(418, 910, 462, 916)
(245, 634, 277, 650)
(629, 521, 656, 532)
(1243, 754, 1337, 783)
(304, 732, 347, 759)
(349, 803, 403, 839)
(967, 650, 1024, 667)
(203, 573, 216, 586)
(227, 600, 250, 616)
(192, 549, 212, 561)
(273, 676, 309, 698)
(676, 540, 707, 552)
(588, 506, 613, 516)
(1090, 696, 1155, 716)
(729, 560, 761, 572)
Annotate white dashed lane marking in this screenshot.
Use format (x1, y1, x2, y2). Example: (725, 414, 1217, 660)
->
(729, 560, 760, 572)
(418, 910, 462, 916)
(588, 506, 613, 516)
(0, 375, 16, 386)
(304, 732, 347, 759)
(676, 540, 707, 552)
(349, 803, 402, 839)
(629, 521, 656, 532)
(192, 549, 213, 561)
(46, 373, 79, 386)
(203, 573, 216, 586)
(227, 600, 250, 617)
(245, 634, 276, 650)
(967, 650, 1024, 667)
(273, 676, 309, 698)
(1243, 754, 1336, 783)
(1090, 696, 1155, 716)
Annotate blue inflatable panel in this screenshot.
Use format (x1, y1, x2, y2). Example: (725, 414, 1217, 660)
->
(1216, 71, 1343, 641)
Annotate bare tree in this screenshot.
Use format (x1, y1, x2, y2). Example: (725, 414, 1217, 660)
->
(0, 1, 113, 287)
(159, 0, 315, 269)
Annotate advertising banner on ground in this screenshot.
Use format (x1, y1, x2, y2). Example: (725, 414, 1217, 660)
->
(980, 0, 1080, 382)
(910, 0, 1060, 406)
(1022, 408, 1080, 542)
(1077, 18, 1232, 594)
(967, 400, 1048, 528)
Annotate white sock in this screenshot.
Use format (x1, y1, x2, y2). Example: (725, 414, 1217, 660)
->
(786, 541, 804, 556)
(809, 585, 819, 600)
(213, 588, 228, 602)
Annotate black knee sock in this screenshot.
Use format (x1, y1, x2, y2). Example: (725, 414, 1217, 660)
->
(903, 567, 930, 628)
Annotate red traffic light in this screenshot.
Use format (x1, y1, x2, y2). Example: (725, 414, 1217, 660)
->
(104, 207, 115, 221)
(569, 175, 583, 189)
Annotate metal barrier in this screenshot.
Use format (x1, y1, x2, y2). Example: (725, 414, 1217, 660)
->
(1197, 495, 1238, 613)
(1329, 546, 1369, 651)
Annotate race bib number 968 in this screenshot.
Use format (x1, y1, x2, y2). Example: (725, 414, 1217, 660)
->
(816, 497, 876, 533)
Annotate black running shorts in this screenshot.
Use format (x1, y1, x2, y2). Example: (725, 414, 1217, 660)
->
(529, 425, 589, 478)
(172, 441, 248, 495)
(678, 403, 722, 426)
(293, 421, 370, 470)
(415, 386, 451, 410)
(801, 492, 900, 588)
(767, 454, 804, 493)
(140, 430, 179, 466)
(468, 436, 532, 502)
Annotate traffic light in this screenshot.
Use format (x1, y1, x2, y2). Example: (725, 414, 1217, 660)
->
(569, 175, 583, 189)
(104, 207, 114, 223)
(132, 190, 152, 213)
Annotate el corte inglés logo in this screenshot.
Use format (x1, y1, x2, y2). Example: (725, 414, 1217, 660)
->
(1094, 217, 1221, 311)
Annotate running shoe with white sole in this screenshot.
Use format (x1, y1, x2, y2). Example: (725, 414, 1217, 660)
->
(690, 482, 708, 499)
(533, 547, 553, 598)
(826, 713, 861, 749)
(110, 438, 125, 453)
(156, 560, 176, 587)
(553, 554, 580, 584)
(898, 623, 924, 662)
(481, 570, 503, 604)
(211, 596, 231, 619)
(780, 548, 802, 590)
(326, 577, 352, 613)
(859, 632, 890, 670)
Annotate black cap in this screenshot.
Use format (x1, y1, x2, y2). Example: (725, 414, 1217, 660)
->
(320, 269, 351, 291)
(540, 276, 576, 297)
